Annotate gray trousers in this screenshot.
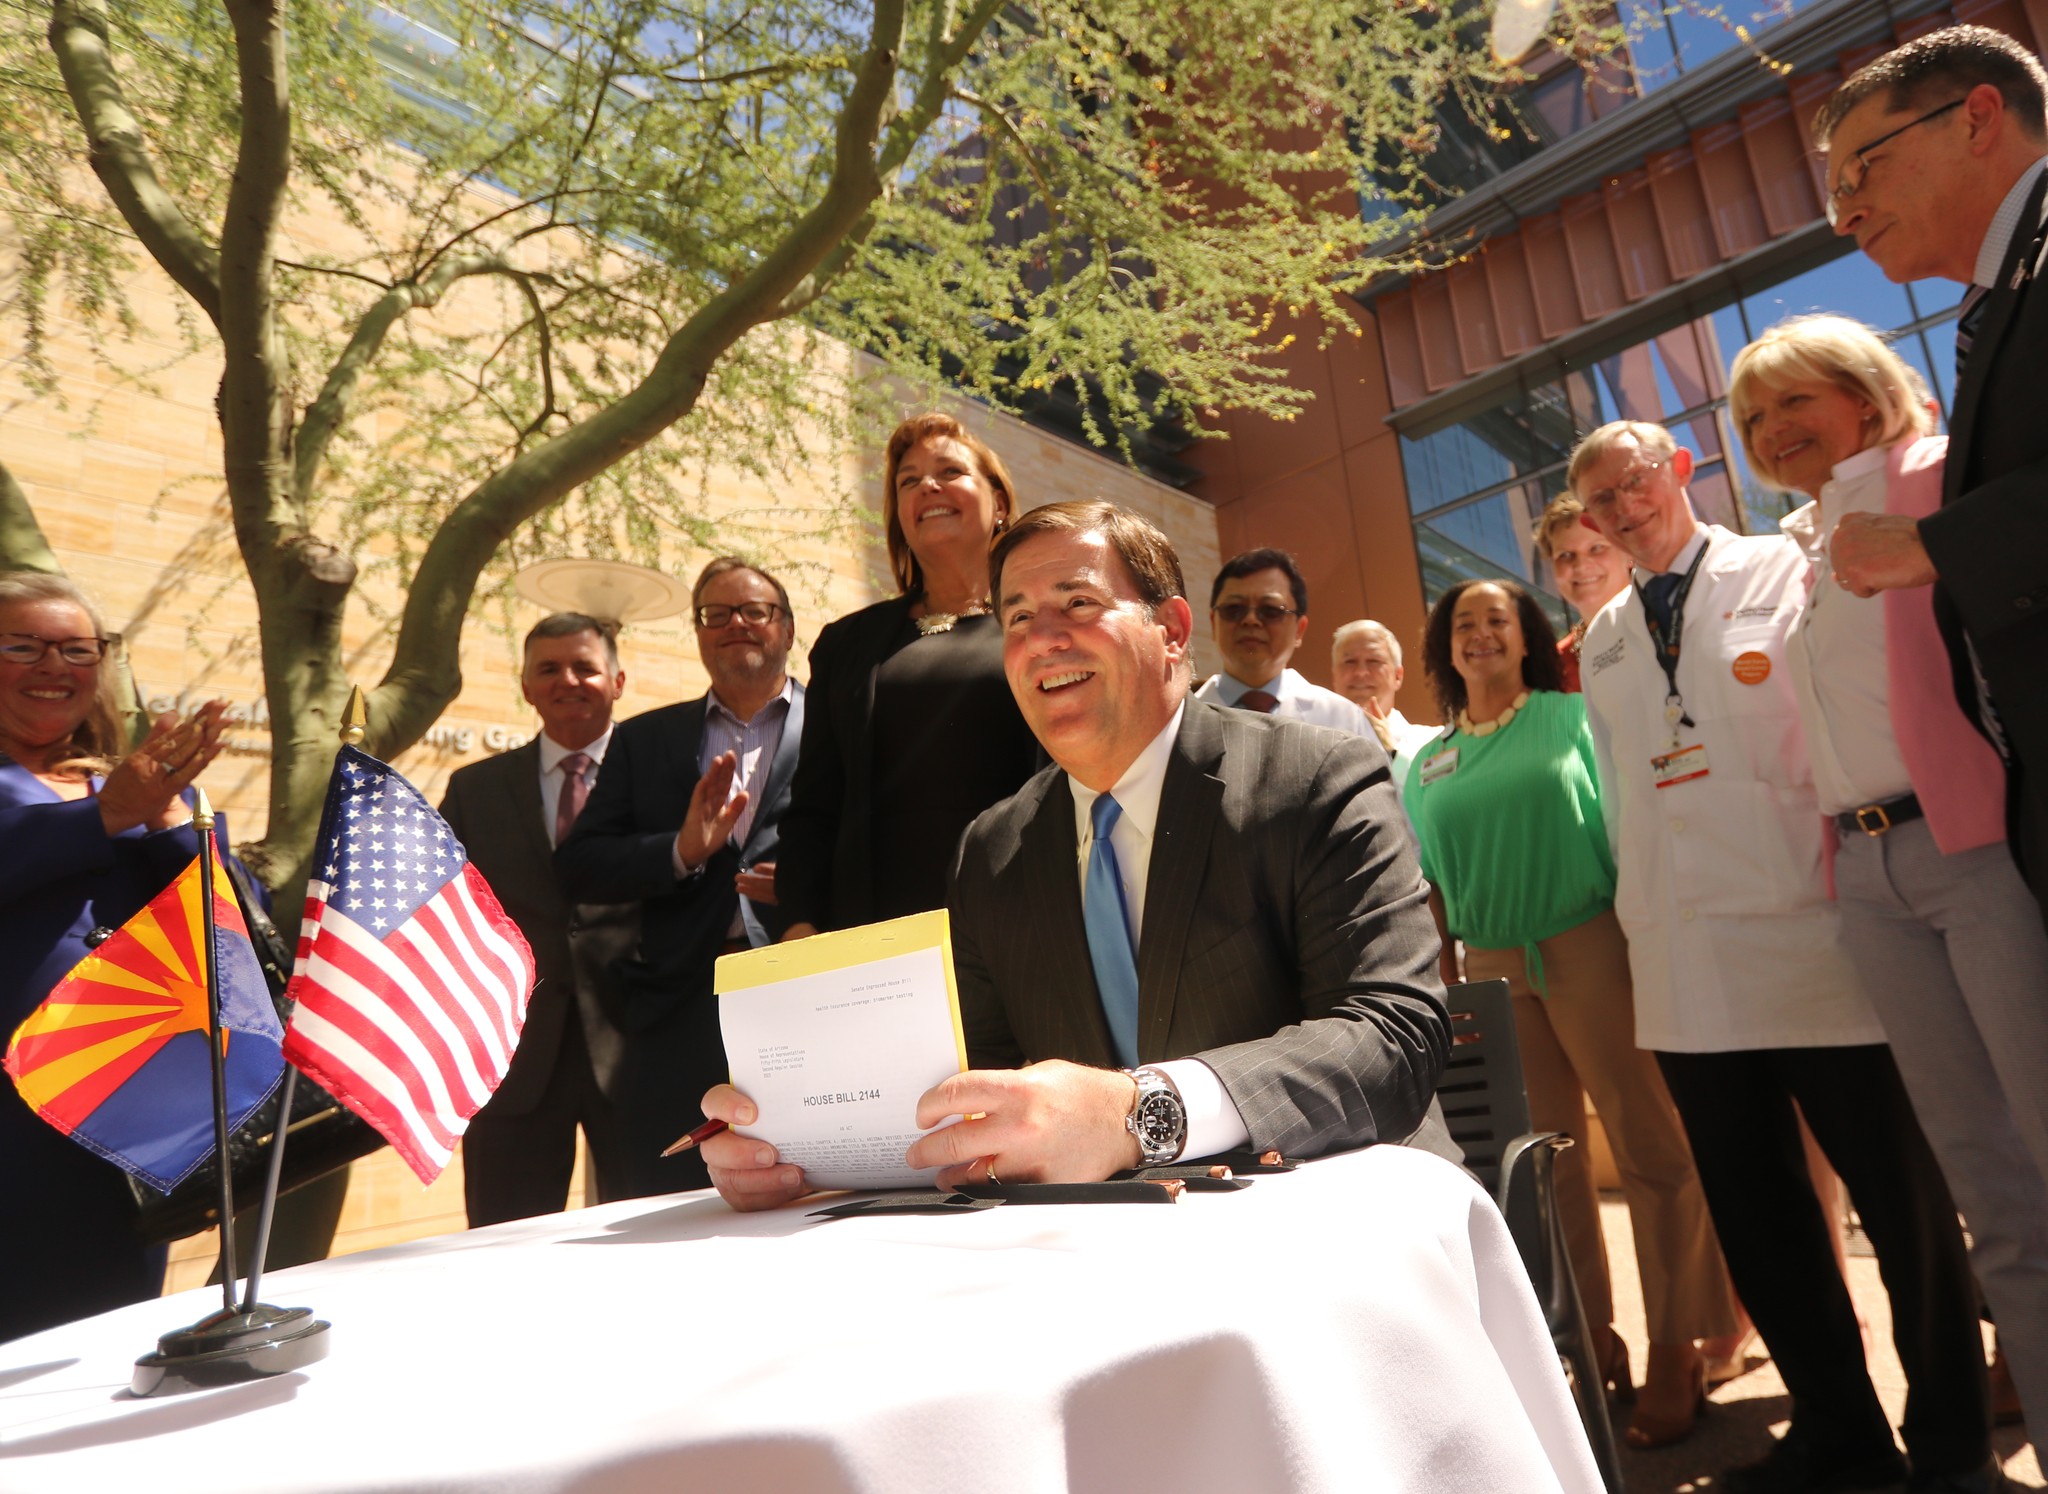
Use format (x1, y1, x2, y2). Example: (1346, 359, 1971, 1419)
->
(1836, 817, 2048, 1431)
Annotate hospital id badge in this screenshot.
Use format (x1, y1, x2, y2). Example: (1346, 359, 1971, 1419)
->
(1652, 743, 1709, 789)
(1418, 748, 1460, 785)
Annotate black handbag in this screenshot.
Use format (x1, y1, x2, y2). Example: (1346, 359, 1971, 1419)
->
(127, 856, 386, 1246)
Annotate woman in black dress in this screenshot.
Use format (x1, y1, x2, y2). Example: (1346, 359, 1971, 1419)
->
(777, 414, 1043, 934)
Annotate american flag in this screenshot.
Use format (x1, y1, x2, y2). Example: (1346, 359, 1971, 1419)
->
(282, 744, 535, 1184)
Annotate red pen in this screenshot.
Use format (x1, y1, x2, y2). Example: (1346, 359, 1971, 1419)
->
(660, 1118, 730, 1157)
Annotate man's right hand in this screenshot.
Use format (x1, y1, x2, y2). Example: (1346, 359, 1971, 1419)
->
(699, 1083, 812, 1211)
(673, 751, 749, 873)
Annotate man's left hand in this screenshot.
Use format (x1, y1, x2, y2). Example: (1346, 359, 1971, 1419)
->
(906, 1060, 1141, 1189)
(1831, 511, 1937, 597)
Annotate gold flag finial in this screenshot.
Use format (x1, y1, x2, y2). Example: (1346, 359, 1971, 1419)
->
(341, 687, 368, 746)
(193, 786, 215, 831)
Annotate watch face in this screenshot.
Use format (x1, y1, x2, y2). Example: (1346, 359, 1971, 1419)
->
(1136, 1090, 1183, 1149)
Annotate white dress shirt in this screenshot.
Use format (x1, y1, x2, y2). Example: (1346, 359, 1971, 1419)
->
(538, 725, 612, 849)
(1064, 704, 1249, 1158)
(1779, 448, 1915, 816)
(1972, 156, 2048, 289)
(1195, 667, 1373, 735)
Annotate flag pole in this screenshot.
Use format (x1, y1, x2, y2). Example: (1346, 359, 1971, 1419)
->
(132, 707, 341, 1396)
(193, 788, 241, 1315)
(238, 687, 364, 1312)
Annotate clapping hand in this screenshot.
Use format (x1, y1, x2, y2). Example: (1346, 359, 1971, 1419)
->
(98, 702, 229, 835)
(673, 750, 749, 872)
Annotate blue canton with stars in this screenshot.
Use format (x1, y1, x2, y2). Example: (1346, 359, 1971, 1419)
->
(315, 746, 468, 936)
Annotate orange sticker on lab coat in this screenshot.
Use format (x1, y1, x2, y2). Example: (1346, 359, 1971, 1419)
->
(1732, 651, 1772, 685)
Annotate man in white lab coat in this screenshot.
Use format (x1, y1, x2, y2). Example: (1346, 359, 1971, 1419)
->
(1573, 420, 1995, 1494)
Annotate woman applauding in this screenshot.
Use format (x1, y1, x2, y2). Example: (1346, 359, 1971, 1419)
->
(1407, 577, 1737, 1447)
(0, 572, 232, 1341)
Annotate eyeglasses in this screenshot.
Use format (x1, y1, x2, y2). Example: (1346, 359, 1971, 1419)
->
(694, 601, 785, 629)
(1213, 601, 1299, 627)
(1582, 461, 1663, 513)
(1825, 98, 1965, 227)
(0, 633, 118, 666)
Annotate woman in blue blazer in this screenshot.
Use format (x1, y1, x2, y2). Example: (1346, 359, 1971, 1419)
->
(0, 572, 231, 1344)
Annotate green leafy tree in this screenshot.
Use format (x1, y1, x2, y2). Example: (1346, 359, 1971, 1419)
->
(0, 0, 1520, 896)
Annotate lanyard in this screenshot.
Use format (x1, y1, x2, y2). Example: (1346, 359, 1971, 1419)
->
(1634, 540, 1707, 748)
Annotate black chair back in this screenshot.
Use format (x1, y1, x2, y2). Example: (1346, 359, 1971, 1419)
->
(1437, 978, 1528, 1196)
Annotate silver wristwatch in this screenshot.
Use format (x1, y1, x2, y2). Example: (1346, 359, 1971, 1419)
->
(1123, 1066, 1188, 1165)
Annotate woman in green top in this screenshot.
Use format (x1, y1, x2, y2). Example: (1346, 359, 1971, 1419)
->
(1408, 578, 1738, 1450)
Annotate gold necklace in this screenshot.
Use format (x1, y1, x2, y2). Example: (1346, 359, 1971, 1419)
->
(914, 600, 992, 636)
(1455, 690, 1530, 738)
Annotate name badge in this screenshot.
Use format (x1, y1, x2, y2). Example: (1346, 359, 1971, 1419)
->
(1418, 748, 1460, 785)
(1652, 744, 1710, 789)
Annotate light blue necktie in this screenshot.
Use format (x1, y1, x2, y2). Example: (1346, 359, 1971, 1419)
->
(1084, 793, 1141, 1067)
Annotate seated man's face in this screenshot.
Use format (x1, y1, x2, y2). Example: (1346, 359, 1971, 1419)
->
(1210, 567, 1307, 687)
(999, 528, 1191, 789)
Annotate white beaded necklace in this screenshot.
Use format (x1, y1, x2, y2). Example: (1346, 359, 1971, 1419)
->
(1455, 689, 1530, 738)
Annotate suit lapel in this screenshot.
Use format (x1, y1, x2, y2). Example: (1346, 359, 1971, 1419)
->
(1947, 173, 2048, 504)
(1021, 772, 1118, 1067)
(666, 697, 710, 798)
(508, 739, 553, 871)
(1135, 705, 1225, 1061)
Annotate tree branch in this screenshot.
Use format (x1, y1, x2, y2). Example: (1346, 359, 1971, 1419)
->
(0, 457, 61, 574)
(47, 0, 222, 324)
(293, 252, 530, 504)
(368, 0, 919, 751)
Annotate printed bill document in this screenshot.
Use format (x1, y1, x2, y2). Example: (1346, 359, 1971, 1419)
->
(715, 910, 968, 1191)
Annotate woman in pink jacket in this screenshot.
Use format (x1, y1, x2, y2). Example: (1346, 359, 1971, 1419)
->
(1731, 314, 2048, 1436)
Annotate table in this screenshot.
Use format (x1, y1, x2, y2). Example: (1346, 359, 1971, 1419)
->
(0, 1144, 1601, 1492)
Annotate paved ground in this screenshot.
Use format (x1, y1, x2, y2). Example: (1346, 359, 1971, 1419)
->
(1600, 1196, 2040, 1492)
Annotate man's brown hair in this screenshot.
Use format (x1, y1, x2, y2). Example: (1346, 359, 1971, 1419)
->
(989, 499, 1185, 615)
(1814, 24, 2048, 148)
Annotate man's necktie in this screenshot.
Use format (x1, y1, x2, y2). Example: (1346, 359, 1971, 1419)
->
(1083, 793, 1141, 1067)
(1239, 689, 1279, 714)
(555, 752, 591, 847)
(1955, 283, 1990, 379)
(1641, 572, 1683, 640)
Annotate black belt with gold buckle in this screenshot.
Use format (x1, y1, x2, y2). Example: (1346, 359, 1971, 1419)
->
(1834, 793, 1924, 838)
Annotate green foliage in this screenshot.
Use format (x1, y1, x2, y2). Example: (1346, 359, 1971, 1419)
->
(0, 0, 1560, 882)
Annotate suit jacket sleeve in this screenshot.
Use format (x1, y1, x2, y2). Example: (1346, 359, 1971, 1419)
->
(1920, 462, 2048, 642)
(556, 724, 720, 902)
(1192, 734, 1450, 1158)
(775, 613, 850, 929)
(949, 833, 1026, 1072)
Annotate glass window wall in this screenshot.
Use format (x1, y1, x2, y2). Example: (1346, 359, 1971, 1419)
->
(1397, 248, 1964, 621)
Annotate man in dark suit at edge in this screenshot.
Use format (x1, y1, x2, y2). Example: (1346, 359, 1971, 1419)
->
(557, 557, 804, 1196)
(442, 613, 640, 1226)
(700, 500, 1454, 1209)
(1820, 25, 2048, 928)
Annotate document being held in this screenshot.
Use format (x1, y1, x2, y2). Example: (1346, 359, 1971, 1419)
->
(716, 910, 968, 1191)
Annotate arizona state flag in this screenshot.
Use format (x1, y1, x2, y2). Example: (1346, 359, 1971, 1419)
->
(4, 848, 285, 1193)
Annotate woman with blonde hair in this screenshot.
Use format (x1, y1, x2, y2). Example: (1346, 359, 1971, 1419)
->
(1732, 312, 2048, 1433)
(0, 571, 234, 1339)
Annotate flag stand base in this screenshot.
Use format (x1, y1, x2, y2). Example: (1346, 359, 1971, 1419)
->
(131, 1304, 330, 1397)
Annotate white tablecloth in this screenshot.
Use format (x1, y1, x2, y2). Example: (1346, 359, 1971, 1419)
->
(0, 1145, 1600, 1492)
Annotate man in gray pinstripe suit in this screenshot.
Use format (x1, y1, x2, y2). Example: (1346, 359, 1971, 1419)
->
(702, 501, 1454, 1209)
